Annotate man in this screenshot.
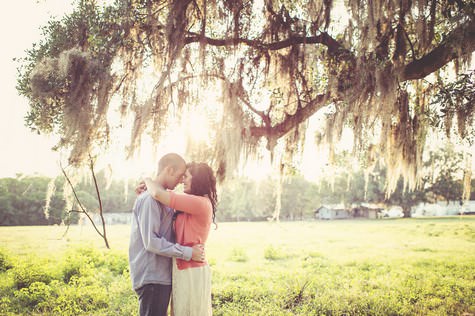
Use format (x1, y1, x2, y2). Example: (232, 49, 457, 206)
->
(129, 153, 204, 316)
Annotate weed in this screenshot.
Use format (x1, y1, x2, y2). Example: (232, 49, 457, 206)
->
(0, 249, 13, 272)
(264, 245, 287, 260)
(229, 247, 248, 262)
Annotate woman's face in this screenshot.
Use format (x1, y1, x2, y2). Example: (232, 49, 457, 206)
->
(182, 169, 193, 193)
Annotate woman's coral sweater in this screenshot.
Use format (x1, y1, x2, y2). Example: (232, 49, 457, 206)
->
(169, 191, 212, 270)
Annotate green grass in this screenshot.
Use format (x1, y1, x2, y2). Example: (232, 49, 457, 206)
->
(1, 217, 475, 315)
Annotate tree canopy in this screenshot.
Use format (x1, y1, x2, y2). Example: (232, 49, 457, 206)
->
(17, 0, 475, 193)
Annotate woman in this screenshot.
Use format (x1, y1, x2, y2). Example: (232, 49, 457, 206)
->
(143, 162, 217, 316)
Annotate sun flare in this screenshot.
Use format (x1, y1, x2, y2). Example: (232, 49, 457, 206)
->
(184, 109, 212, 144)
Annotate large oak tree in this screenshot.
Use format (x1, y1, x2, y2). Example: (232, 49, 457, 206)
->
(17, 0, 475, 195)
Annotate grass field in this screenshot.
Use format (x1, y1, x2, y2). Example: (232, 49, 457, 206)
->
(1, 217, 475, 315)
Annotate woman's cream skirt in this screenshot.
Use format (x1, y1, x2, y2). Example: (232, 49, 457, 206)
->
(172, 258, 212, 316)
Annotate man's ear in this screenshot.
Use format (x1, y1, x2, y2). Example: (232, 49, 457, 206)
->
(166, 166, 175, 176)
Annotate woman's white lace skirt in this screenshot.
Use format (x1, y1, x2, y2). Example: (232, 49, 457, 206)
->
(172, 258, 212, 316)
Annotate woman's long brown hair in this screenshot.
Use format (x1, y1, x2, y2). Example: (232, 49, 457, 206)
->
(186, 162, 217, 227)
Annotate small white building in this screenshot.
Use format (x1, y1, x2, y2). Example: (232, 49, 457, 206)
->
(411, 200, 475, 216)
(381, 206, 404, 218)
(315, 205, 352, 220)
(459, 201, 475, 215)
(412, 201, 465, 217)
(352, 204, 384, 219)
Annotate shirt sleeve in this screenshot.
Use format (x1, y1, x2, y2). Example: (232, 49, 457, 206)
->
(169, 192, 212, 217)
(137, 196, 192, 261)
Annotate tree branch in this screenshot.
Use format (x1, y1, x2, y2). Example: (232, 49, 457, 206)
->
(184, 18, 474, 83)
(248, 92, 332, 140)
(185, 31, 346, 54)
(402, 18, 475, 81)
(239, 93, 269, 124)
(181, 20, 474, 151)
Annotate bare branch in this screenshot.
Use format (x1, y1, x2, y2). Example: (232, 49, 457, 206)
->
(61, 164, 101, 235)
(89, 154, 110, 249)
(60, 162, 110, 248)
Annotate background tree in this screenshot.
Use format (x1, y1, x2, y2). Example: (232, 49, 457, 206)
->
(315, 150, 368, 206)
(281, 175, 320, 220)
(0, 146, 468, 224)
(73, 169, 136, 213)
(16, 0, 475, 201)
(0, 174, 135, 226)
(0, 175, 65, 225)
(309, 144, 467, 217)
(425, 144, 464, 203)
(218, 178, 258, 221)
(217, 177, 275, 221)
(383, 177, 428, 217)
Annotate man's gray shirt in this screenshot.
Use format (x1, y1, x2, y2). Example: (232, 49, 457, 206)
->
(128, 191, 192, 290)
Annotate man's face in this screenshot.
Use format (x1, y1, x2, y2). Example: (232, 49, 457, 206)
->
(167, 163, 187, 190)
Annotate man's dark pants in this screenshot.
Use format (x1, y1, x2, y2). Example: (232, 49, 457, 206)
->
(136, 283, 172, 316)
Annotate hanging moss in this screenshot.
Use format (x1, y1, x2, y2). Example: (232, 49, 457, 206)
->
(17, 0, 475, 195)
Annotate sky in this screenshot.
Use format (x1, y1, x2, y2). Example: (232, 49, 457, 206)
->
(0, 0, 191, 179)
(0, 0, 336, 181)
(3, 0, 467, 183)
(0, 0, 75, 178)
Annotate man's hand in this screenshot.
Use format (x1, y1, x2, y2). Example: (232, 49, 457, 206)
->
(135, 181, 147, 195)
(191, 244, 205, 262)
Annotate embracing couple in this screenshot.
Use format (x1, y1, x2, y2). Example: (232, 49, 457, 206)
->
(128, 153, 217, 316)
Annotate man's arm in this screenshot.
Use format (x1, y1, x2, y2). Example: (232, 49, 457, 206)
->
(137, 196, 204, 261)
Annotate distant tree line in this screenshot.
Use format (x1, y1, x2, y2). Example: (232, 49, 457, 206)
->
(0, 146, 472, 225)
(217, 145, 475, 220)
(0, 172, 136, 226)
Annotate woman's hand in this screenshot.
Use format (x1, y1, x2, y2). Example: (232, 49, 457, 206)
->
(135, 181, 147, 195)
(191, 244, 206, 262)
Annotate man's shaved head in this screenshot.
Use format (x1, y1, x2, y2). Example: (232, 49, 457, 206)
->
(157, 153, 187, 190)
(157, 153, 186, 173)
